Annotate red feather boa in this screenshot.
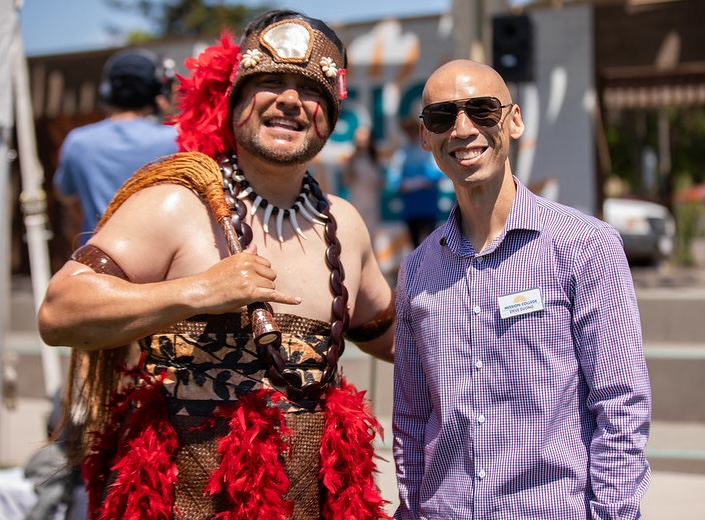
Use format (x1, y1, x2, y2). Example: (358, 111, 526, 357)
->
(83, 366, 178, 520)
(322, 380, 392, 520)
(204, 389, 293, 520)
(83, 375, 390, 519)
(176, 32, 240, 157)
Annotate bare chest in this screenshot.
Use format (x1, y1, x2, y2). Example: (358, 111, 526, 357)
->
(253, 220, 348, 320)
(176, 211, 352, 322)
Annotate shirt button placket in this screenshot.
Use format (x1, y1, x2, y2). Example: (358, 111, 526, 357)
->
(476, 411, 487, 485)
(469, 255, 489, 494)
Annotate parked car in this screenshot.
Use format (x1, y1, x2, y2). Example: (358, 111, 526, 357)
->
(603, 197, 676, 265)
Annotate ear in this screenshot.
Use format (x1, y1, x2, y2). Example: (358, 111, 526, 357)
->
(508, 105, 525, 140)
(419, 124, 432, 152)
(154, 94, 172, 117)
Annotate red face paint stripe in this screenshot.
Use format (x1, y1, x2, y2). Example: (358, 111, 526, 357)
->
(312, 103, 325, 139)
(235, 94, 256, 128)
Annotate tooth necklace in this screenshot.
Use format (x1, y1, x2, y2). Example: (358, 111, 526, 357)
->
(219, 154, 329, 242)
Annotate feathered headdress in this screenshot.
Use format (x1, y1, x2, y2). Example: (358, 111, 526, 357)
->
(175, 13, 349, 155)
(175, 32, 241, 157)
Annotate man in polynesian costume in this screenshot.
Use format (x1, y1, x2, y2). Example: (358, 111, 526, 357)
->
(38, 9, 396, 520)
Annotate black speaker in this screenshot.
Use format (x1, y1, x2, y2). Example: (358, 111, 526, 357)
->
(492, 14, 534, 83)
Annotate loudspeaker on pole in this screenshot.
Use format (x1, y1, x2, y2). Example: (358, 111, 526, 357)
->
(492, 14, 534, 83)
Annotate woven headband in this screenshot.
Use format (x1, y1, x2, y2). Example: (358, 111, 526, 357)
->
(230, 17, 347, 127)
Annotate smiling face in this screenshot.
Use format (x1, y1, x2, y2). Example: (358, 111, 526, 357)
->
(231, 72, 331, 166)
(420, 59, 524, 190)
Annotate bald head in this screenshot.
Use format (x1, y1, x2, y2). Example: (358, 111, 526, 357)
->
(422, 59, 512, 107)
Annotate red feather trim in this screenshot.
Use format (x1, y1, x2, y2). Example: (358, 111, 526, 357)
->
(82, 360, 143, 520)
(176, 32, 241, 157)
(82, 367, 390, 519)
(82, 421, 119, 520)
(82, 363, 178, 520)
(204, 389, 294, 520)
(320, 378, 391, 520)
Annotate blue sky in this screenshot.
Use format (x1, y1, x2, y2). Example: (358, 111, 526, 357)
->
(19, 0, 454, 56)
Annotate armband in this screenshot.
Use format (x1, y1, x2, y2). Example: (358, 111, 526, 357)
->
(344, 292, 396, 343)
(71, 244, 129, 280)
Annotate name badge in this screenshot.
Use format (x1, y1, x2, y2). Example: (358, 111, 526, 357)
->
(498, 287, 544, 319)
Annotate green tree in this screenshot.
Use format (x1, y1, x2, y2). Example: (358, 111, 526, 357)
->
(671, 106, 705, 185)
(105, 0, 274, 43)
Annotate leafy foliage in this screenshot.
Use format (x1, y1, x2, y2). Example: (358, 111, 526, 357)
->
(104, 0, 273, 43)
(605, 107, 705, 194)
(670, 106, 705, 185)
(605, 106, 705, 266)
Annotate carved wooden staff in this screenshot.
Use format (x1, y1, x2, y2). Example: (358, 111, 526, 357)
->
(97, 151, 281, 346)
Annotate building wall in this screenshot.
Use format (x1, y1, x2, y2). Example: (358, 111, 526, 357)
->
(517, 4, 596, 214)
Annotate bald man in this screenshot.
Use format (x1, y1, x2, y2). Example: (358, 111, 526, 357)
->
(392, 59, 651, 519)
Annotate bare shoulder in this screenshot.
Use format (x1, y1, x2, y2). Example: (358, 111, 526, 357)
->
(326, 194, 370, 244)
(94, 183, 207, 238)
(88, 184, 221, 282)
(325, 194, 377, 264)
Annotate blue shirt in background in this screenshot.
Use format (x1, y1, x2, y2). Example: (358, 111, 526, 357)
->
(54, 117, 178, 243)
(387, 142, 445, 221)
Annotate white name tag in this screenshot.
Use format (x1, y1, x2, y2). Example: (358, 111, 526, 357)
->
(498, 287, 544, 319)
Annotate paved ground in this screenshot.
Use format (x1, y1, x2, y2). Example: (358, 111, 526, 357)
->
(641, 471, 705, 519)
(631, 263, 705, 290)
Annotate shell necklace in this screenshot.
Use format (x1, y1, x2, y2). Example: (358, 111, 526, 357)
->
(218, 154, 328, 242)
(216, 152, 349, 401)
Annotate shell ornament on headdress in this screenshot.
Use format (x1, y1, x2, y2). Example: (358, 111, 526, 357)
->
(231, 17, 347, 127)
(176, 16, 348, 156)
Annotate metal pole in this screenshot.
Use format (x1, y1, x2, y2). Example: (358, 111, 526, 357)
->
(0, 0, 15, 413)
(0, 127, 11, 409)
(11, 0, 63, 398)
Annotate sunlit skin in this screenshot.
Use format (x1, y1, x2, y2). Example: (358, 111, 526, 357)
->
(420, 59, 525, 253)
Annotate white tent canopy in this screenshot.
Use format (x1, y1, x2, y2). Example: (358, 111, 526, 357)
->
(1, 0, 62, 403)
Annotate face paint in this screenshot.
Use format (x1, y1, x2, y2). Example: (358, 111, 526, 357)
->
(234, 94, 257, 129)
(312, 103, 325, 139)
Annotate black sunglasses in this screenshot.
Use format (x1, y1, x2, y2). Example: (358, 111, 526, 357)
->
(419, 96, 513, 134)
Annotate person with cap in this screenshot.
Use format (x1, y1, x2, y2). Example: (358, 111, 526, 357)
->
(392, 59, 650, 519)
(53, 47, 179, 247)
(38, 9, 394, 520)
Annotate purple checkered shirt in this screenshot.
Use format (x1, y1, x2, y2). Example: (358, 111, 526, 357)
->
(393, 180, 651, 519)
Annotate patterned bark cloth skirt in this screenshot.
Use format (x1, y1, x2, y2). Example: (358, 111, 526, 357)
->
(172, 410, 325, 520)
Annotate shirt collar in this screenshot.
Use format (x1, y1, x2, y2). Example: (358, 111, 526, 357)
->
(441, 177, 543, 256)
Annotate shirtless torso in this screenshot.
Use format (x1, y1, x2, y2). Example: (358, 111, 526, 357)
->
(41, 174, 392, 359)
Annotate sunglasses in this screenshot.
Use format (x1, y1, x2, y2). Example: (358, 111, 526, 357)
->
(419, 96, 513, 134)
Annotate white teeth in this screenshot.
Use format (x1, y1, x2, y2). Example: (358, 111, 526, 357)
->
(455, 149, 483, 160)
(269, 118, 299, 130)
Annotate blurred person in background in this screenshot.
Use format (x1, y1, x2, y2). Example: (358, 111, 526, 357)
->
(387, 116, 444, 248)
(53, 48, 179, 247)
(23, 389, 86, 520)
(341, 125, 385, 238)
